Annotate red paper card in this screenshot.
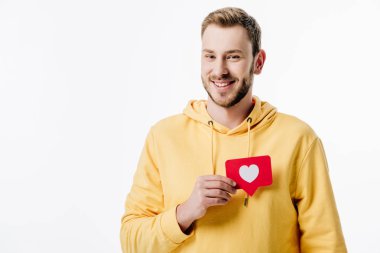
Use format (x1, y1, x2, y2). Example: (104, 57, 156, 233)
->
(225, 155, 272, 196)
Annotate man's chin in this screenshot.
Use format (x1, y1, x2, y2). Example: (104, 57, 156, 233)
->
(209, 95, 236, 108)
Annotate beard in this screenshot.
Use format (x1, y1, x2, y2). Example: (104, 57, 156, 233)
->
(202, 67, 254, 108)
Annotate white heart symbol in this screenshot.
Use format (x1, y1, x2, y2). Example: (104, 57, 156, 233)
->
(239, 164, 259, 183)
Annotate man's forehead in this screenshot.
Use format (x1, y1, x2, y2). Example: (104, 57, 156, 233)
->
(202, 24, 251, 53)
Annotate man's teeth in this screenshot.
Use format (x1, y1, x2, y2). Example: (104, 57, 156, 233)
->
(213, 81, 234, 87)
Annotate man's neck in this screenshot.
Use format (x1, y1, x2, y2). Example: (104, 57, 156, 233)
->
(206, 92, 254, 130)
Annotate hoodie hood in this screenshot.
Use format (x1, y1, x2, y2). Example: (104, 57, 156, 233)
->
(183, 95, 277, 136)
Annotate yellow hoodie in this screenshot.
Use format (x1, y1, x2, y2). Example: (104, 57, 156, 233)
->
(120, 95, 347, 253)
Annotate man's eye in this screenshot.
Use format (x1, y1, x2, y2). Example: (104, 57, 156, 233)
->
(227, 55, 240, 60)
(205, 55, 215, 59)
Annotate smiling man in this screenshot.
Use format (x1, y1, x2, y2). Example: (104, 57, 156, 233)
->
(120, 7, 347, 253)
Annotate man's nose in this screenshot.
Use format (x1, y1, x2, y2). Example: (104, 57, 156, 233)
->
(213, 59, 228, 77)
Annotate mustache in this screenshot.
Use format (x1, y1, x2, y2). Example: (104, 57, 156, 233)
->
(209, 75, 236, 81)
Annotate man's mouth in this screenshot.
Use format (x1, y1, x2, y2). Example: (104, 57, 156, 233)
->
(212, 80, 236, 88)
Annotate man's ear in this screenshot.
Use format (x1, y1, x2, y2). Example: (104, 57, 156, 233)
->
(253, 49, 266, 75)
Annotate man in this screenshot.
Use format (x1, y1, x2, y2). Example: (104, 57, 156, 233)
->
(120, 7, 347, 253)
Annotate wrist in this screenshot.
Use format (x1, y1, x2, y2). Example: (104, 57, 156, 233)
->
(176, 202, 195, 234)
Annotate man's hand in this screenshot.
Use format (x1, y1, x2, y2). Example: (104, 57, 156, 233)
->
(176, 175, 237, 233)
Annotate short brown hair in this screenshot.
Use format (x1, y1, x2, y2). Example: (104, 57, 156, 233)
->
(201, 7, 261, 57)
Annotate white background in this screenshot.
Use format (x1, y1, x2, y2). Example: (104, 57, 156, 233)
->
(1, 0, 379, 252)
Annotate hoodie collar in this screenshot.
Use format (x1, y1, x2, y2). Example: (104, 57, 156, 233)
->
(183, 95, 277, 136)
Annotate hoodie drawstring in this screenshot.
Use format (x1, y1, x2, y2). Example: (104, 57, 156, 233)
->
(208, 120, 215, 175)
(208, 117, 253, 207)
(244, 117, 252, 207)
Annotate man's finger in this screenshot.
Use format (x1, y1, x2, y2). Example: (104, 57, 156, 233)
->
(204, 180, 237, 194)
(204, 189, 232, 200)
(202, 175, 237, 187)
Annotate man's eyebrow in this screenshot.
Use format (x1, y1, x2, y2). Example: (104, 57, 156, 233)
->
(225, 49, 244, 54)
(202, 49, 244, 54)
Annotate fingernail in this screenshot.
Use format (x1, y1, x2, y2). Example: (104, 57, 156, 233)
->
(233, 181, 236, 186)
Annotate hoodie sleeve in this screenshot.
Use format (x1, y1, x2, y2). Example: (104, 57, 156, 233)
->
(120, 127, 194, 253)
(295, 138, 347, 253)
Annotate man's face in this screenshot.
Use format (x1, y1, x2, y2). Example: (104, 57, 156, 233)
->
(201, 24, 254, 108)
